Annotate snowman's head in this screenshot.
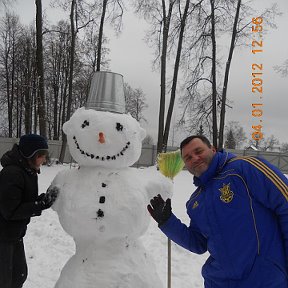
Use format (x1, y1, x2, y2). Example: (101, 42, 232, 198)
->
(63, 108, 146, 168)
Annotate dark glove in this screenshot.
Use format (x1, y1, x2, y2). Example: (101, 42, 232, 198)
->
(147, 194, 172, 226)
(35, 193, 49, 210)
(36, 186, 59, 210)
(45, 186, 59, 205)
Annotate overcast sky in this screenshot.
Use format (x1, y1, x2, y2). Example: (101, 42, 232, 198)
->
(8, 0, 288, 146)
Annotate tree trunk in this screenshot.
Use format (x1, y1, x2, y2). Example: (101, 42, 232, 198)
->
(53, 79, 59, 139)
(33, 88, 38, 133)
(97, 0, 108, 72)
(163, 0, 190, 149)
(157, 0, 174, 154)
(210, 0, 218, 149)
(32, 66, 37, 133)
(59, 0, 76, 163)
(24, 39, 32, 134)
(35, 0, 47, 137)
(5, 52, 13, 137)
(218, 0, 241, 149)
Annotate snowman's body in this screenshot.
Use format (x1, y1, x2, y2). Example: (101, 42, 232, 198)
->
(51, 108, 172, 288)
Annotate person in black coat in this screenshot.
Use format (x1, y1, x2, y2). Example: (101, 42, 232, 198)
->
(0, 134, 58, 288)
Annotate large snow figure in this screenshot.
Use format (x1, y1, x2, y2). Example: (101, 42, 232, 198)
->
(51, 72, 172, 288)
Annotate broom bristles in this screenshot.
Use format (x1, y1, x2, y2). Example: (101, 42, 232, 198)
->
(157, 150, 185, 180)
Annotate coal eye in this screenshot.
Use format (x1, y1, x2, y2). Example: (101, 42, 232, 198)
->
(81, 120, 89, 129)
(116, 122, 123, 131)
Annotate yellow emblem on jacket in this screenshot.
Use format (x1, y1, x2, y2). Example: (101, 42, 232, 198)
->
(219, 183, 234, 203)
(192, 201, 199, 209)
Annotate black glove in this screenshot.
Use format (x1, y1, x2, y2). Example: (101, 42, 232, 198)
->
(35, 193, 49, 210)
(147, 194, 172, 226)
(36, 186, 59, 210)
(45, 186, 59, 205)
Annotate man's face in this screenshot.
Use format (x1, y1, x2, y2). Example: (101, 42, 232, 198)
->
(181, 138, 216, 177)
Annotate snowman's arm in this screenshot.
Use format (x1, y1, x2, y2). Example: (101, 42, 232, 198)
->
(143, 167, 173, 201)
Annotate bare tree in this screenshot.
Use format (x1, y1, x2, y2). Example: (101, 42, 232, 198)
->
(156, 0, 176, 153)
(35, 0, 47, 137)
(133, 0, 196, 153)
(124, 82, 148, 123)
(58, 0, 77, 162)
(162, 0, 191, 151)
(0, 13, 42, 137)
(280, 143, 288, 153)
(0, 1, 120, 142)
(94, 0, 124, 71)
(50, 0, 123, 161)
(45, 20, 71, 140)
(197, 124, 204, 135)
(0, 13, 20, 137)
(177, 0, 221, 143)
(274, 59, 288, 77)
(224, 121, 246, 149)
(224, 129, 236, 149)
(133, 0, 177, 153)
(218, 2, 280, 148)
(178, 1, 280, 149)
(135, 0, 178, 153)
(56, 0, 95, 162)
(249, 134, 280, 151)
(96, 0, 108, 71)
(218, 0, 241, 149)
(81, 22, 110, 72)
(142, 134, 154, 145)
(178, 89, 215, 139)
(0, 0, 16, 9)
(261, 135, 280, 151)
(209, 0, 218, 148)
(44, 20, 102, 141)
(16, 26, 37, 135)
(178, 0, 239, 147)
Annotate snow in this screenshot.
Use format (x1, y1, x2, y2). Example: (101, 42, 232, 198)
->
(23, 165, 207, 288)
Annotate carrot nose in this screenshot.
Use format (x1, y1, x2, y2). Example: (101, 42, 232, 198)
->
(98, 132, 105, 144)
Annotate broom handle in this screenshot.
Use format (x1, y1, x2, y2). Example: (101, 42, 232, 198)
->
(168, 238, 171, 288)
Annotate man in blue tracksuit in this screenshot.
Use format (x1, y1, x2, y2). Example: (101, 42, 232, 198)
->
(148, 135, 288, 287)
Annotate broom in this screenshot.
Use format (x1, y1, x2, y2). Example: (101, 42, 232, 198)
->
(157, 150, 185, 288)
(157, 150, 185, 180)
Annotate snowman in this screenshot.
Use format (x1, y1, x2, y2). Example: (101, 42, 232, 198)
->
(51, 71, 172, 288)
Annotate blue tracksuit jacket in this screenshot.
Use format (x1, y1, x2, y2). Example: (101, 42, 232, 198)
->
(160, 150, 288, 288)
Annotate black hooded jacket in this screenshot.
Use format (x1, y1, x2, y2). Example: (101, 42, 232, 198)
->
(0, 144, 43, 241)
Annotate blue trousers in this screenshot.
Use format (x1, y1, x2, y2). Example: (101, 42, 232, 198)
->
(0, 239, 27, 288)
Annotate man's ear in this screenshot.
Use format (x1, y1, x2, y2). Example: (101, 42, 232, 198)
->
(212, 146, 217, 153)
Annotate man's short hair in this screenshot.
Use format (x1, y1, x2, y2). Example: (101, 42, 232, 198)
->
(180, 135, 212, 154)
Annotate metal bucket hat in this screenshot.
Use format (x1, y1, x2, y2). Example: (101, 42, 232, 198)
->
(85, 71, 126, 113)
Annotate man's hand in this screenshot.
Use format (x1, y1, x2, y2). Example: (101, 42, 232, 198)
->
(147, 194, 172, 226)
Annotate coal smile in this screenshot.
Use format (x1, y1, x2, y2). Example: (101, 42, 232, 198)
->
(73, 136, 130, 161)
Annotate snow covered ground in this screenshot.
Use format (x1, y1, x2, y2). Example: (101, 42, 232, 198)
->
(23, 164, 207, 288)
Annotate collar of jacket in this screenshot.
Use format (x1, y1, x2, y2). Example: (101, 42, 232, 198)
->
(193, 150, 236, 187)
(1, 144, 40, 175)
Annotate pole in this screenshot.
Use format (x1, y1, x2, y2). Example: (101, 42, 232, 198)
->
(168, 238, 171, 288)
